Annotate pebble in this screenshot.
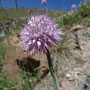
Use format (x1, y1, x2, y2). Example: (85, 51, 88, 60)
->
(74, 67, 81, 74)
(0, 31, 5, 37)
(68, 75, 75, 81)
(66, 74, 71, 78)
(66, 74, 75, 81)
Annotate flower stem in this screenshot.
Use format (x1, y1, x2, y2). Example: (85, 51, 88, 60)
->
(45, 47, 58, 90)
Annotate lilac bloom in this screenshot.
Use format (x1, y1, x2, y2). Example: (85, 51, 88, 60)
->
(20, 14, 63, 55)
(41, 0, 47, 5)
(72, 4, 76, 10)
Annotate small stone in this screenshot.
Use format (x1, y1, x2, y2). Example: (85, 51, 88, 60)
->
(66, 74, 71, 78)
(74, 68, 78, 71)
(0, 31, 5, 37)
(74, 67, 81, 74)
(77, 67, 81, 72)
(80, 46, 83, 50)
(76, 68, 81, 75)
(68, 75, 75, 81)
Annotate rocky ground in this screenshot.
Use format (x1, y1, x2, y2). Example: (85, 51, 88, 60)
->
(34, 25, 90, 90)
(0, 19, 90, 90)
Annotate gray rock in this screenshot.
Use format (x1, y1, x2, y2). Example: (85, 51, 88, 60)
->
(0, 31, 5, 37)
(68, 75, 75, 81)
(0, 22, 11, 38)
(66, 74, 75, 81)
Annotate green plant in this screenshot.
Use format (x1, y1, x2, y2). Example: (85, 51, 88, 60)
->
(0, 45, 7, 71)
(58, 2, 90, 30)
(78, 3, 90, 18)
(20, 71, 40, 90)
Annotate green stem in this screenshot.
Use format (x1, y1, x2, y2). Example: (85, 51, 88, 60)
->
(45, 47, 58, 90)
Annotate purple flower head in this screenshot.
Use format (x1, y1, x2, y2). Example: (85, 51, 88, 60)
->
(41, 0, 47, 5)
(72, 4, 76, 10)
(20, 14, 63, 55)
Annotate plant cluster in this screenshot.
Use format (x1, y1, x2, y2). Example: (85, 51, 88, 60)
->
(58, 2, 90, 29)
